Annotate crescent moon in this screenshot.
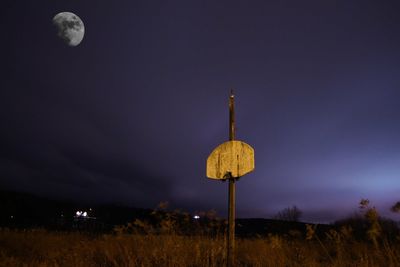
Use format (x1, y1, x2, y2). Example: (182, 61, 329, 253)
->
(53, 12, 85, 47)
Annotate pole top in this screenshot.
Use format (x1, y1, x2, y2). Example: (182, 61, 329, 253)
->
(230, 89, 234, 98)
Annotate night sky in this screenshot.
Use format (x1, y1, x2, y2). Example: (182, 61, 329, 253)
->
(2, 1, 400, 223)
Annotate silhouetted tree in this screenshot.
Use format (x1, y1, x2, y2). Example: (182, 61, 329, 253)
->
(390, 201, 400, 213)
(274, 205, 302, 222)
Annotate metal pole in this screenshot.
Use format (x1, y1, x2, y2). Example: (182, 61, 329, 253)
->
(229, 90, 235, 141)
(227, 90, 236, 267)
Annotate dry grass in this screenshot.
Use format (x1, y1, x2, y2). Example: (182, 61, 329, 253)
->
(1, 200, 399, 266)
(0, 229, 226, 267)
(1, 227, 400, 267)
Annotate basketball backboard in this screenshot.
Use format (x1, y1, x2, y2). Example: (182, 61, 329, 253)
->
(206, 140, 255, 180)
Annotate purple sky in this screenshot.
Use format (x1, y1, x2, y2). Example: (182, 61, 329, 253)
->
(2, 0, 400, 223)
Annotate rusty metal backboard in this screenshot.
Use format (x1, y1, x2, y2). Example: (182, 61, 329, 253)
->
(206, 140, 255, 179)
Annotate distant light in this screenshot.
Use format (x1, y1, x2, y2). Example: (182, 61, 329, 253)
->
(82, 211, 87, 217)
(76, 211, 82, 216)
(10, 215, 14, 219)
(194, 215, 200, 219)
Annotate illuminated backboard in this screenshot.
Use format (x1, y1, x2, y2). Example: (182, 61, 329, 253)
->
(206, 140, 255, 180)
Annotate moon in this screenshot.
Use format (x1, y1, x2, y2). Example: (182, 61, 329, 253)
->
(53, 12, 84, 47)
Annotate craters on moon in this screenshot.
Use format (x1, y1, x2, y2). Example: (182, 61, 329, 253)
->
(53, 12, 85, 46)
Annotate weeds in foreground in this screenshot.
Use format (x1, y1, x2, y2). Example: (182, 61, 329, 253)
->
(1, 228, 400, 267)
(1, 200, 400, 266)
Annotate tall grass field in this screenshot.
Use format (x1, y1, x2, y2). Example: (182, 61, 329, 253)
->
(1, 227, 400, 266)
(1, 200, 400, 266)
